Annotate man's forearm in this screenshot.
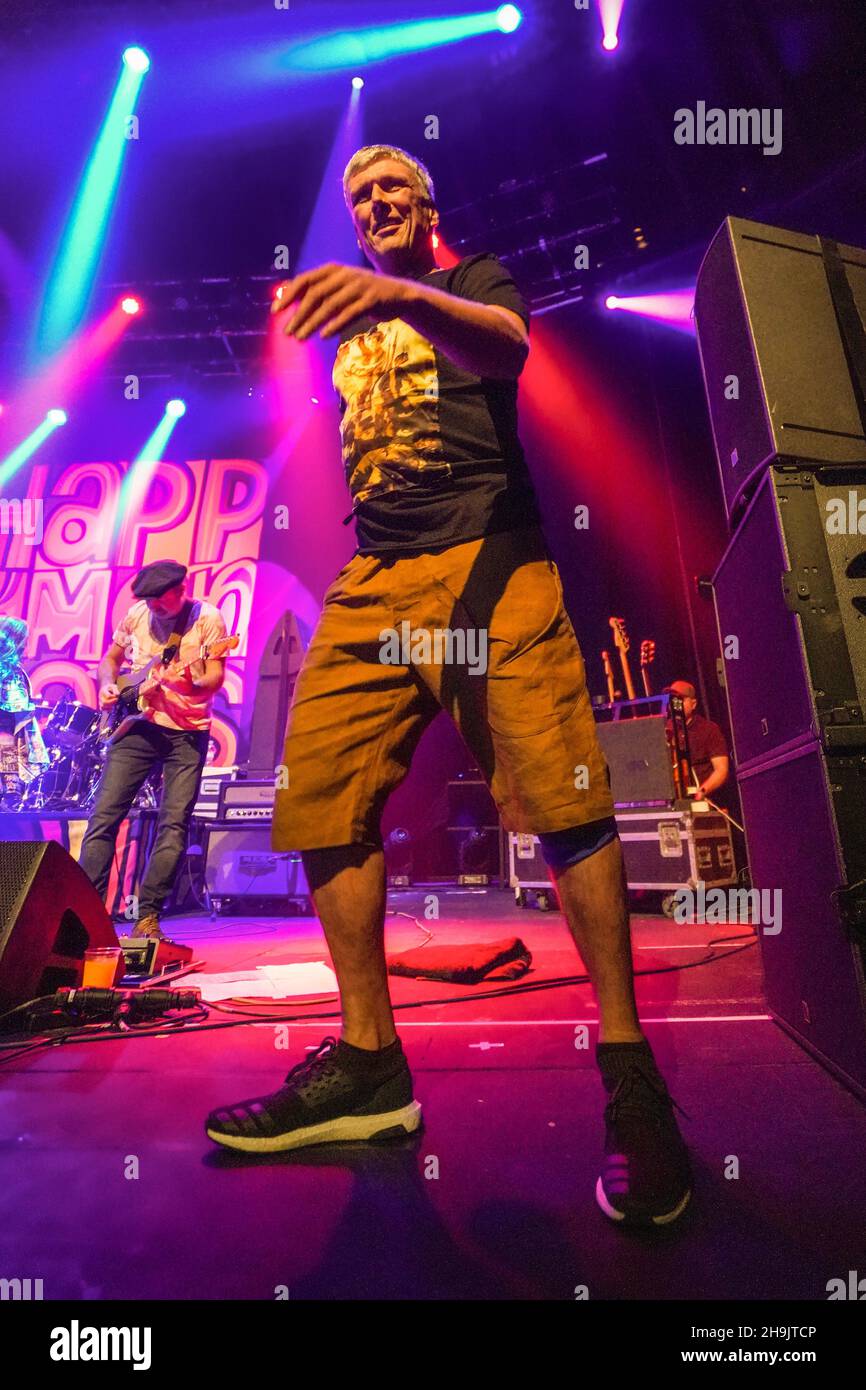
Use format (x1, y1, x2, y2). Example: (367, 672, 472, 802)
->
(190, 660, 225, 693)
(191, 671, 224, 693)
(398, 280, 528, 379)
(700, 770, 727, 795)
(97, 656, 119, 689)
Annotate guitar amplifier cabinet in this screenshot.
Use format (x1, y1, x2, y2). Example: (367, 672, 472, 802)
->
(594, 714, 676, 806)
(509, 809, 735, 903)
(203, 824, 310, 913)
(217, 778, 276, 821)
(193, 766, 238, 821)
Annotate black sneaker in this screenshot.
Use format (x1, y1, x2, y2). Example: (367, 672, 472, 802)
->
(205, 1035, 422, 1154)
(596, 1060, 692, 1227)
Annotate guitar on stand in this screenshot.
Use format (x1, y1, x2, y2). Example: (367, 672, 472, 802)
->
(99, 635, 240, 745)
(601, 649, 619, 703)
(609, 617, 636, 701)
(639, 639, 656, 697)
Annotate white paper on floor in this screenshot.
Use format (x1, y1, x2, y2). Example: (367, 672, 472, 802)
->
(180, 962, 338, 1002)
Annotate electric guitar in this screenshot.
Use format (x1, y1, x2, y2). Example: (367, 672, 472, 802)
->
(601, 649, 618, 703)
(99, 635, 240, 744)
(640, 639, 656, 697)
(609, 617, 636, 701)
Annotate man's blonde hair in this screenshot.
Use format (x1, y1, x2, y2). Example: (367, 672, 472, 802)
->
(342, 144, 436, 209)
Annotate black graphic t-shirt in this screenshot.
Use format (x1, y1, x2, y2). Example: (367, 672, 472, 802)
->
(333, 252, 540, 555)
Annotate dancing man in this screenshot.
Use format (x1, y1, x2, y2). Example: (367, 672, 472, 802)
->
(206, 146, 692, 1227)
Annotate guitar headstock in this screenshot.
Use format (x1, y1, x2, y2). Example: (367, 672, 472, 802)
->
(199, 635, 241, 661)
(609, 616, 630, 653)
(640, 639, 656, 668)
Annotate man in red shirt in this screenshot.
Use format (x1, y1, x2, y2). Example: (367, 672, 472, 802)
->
(79, 561, 227, 940)
(206, 146, 692, 1227)
(667, 680, 730, 799)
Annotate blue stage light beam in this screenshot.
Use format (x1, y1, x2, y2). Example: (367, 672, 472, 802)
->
(36, 49, 151, 357)
(114, 400, 184, 538)
(0, 408, 68, 489)
(295, 83, 365, 273)
(286, 9, 523, 72)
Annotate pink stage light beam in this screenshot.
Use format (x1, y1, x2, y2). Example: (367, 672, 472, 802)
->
(605, 288, 696, 334)
(598, 0, 625, 51)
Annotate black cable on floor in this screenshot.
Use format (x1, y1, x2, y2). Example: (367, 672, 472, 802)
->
(0, 935, 758, 1063)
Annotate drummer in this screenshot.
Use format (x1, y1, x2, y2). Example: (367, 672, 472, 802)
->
(0, 615, 49, 795)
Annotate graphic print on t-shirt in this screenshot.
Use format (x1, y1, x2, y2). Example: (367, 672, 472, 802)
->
(333, 318, 451, 507)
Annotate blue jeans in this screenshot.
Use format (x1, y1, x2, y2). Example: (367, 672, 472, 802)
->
(79, 720, 208, 917)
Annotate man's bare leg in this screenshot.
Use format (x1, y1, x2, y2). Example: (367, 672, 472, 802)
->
(547, 837, 644, 1043)
(301, 843, 397, 1050)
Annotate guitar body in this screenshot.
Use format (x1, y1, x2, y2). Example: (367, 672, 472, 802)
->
(98, 661, 161, 745)
(98, 635, 240, 745)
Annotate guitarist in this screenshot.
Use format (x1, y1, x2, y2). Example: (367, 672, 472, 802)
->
(78, 560, 227, 940)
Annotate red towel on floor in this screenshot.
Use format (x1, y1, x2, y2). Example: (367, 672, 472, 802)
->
(387, 937, 532, 985)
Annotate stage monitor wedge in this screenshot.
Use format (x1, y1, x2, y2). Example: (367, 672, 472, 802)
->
(694, 216, 866, 523)
(0, 840, 117, 1013)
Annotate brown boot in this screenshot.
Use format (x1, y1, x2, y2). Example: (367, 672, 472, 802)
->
(132, 913, 165, 940)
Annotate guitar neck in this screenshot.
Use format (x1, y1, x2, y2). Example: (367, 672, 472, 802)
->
(601, 651, 616, 703)
(618, 648, 636, 700)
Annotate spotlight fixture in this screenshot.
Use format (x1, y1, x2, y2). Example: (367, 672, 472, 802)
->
(605, 295, 619, 310)
(496, 4, 522, 33)
(602, 34, 619, 51)
(120, 295, 141, 315)
(122, 46, 151, 73)
(46, 408, 68, 425)
(351, 75, 365, 89)
(165, 398, 186, 418)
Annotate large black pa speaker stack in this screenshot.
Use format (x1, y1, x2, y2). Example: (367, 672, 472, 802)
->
(694, 216, 866, 524)
(697, 216, 866, 1097)
(0, 840, 117, 1013)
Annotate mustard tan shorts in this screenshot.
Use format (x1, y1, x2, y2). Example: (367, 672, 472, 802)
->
(272, 526, 614, 851)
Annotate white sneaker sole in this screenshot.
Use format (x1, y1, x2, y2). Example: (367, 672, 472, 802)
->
(595, 1176, 692, 1226)
(207, 1101, 422, 1154)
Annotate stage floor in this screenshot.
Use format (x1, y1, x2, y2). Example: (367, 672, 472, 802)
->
(2, 887, 865, 1301)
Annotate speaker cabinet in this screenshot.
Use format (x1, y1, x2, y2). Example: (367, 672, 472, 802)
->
(713, 464, 866, 766)
(737, 740, 866, 1096)
(0, 840, 116, 1012)
(594, 715, 675, 806)
(694, 216, 866, 522)
(203, 824, 309, 907)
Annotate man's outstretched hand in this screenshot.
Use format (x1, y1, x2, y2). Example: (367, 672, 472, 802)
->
(271, 263, 410, 340)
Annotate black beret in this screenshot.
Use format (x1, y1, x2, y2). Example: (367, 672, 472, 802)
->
(131, 560, 188, 598)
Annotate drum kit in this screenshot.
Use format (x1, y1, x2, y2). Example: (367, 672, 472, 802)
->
(4, 690, 161, 814)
